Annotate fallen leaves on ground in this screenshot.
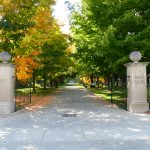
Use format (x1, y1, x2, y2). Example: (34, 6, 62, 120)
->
(16, 95, 53, 111)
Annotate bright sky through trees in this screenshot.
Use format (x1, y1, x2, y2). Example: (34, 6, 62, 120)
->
(53, 0, 81, 34)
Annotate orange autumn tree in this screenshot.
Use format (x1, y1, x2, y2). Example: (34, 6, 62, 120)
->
(13, 5, 55, 82)
(15, 51, 40, 81)
(0, 0, 65, 85)
(11, 1, 70, 86)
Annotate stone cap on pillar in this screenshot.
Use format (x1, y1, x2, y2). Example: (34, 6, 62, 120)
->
(124, 62, 150, 68)
(0, 63, 14, 67)
(0, 51, 11, 63)
(124, 51, 149, 68)
(130, 51, 142, 63)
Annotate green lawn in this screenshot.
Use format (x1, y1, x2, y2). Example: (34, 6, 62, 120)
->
(90, 86, 127, 110)
(16, 87, 54, 96)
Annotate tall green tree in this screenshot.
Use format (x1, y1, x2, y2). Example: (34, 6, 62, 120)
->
(71, 0, 150, 83)
(0, 0, 73, 89)
(0, 0, 55, 54)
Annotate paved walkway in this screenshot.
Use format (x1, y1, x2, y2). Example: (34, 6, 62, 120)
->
(0, 86, 150, 150)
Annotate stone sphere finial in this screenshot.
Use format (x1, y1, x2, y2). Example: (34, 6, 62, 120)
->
(130, 51, 142, 63)
(0, 51, 11, 63)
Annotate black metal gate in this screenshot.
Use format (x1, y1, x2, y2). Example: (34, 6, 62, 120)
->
(110, 76, 127, 110)
(147, 75, 150, 107)
(15, 79, 32, 110)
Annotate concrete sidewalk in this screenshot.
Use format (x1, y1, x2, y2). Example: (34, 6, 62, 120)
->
(0, 86, 150, 150)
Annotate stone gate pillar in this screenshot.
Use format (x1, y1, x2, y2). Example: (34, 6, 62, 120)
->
(0, 52, 15, 114)
(124, 51, 149, 113)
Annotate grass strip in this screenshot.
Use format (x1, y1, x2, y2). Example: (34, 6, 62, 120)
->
(90, 86, 127, 110)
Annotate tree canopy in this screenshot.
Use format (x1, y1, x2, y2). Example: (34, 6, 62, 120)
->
(0, 0, 150, 87)
(0, 0, 74, 89)
(70, 0, 150, 84)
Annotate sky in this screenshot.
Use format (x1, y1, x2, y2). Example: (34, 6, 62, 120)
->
(53, 0, 81, 34)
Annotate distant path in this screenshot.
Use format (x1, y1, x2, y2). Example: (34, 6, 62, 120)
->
(0, 86, 150, 150)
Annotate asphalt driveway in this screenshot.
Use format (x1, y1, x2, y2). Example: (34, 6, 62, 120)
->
(0, 86, 150, 150)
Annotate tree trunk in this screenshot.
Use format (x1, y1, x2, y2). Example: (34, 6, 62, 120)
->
(116, 77, 119, 87)
(97, 76, 99, 88)
(90, 74, 94, 84)
(49, 76, 53, 88)
(107, 75, 110, 90)
(32, 71, 36, 93)
(43, 75, 47, 90)
(55, 80, 58, 88)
